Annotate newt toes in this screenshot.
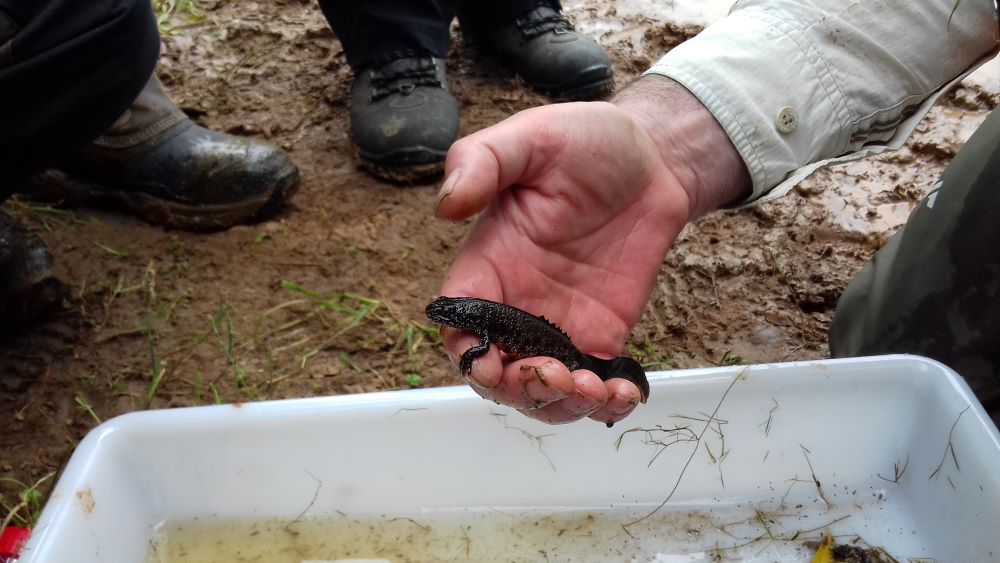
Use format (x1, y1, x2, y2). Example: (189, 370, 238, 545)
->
(425, 296, 650, 403)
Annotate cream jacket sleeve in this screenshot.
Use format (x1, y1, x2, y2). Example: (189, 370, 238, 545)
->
(645, 0, 1000, 204)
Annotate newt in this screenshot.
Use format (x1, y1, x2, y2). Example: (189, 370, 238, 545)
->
(425, 296, 650, 403)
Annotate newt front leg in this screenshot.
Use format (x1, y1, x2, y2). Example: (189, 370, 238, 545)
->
(459, 333, 492, 375)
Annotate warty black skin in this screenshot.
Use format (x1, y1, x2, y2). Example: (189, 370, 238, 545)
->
(425, 296, 650, 403)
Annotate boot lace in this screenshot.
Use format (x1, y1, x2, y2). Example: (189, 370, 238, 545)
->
(514, 6, 574, 40)
(368, 55, 443, 102)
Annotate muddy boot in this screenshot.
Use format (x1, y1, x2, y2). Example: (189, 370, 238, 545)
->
(25, 76, 300, 231)
(0, 209, 69, 327)
(350, 55, 460, 183)
(473, 5, 613, 100)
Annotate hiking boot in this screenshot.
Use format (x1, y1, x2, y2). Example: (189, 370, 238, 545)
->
(350, 55, 459, 182)
(0, 208, 69, 326)
(478, 5, 613, 100)
(25, 76, 300, 231)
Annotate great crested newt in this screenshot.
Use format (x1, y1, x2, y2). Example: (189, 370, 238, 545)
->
(425, 296, 650, 403)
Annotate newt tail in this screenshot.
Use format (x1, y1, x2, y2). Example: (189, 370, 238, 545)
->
(425, 296, 650, 403)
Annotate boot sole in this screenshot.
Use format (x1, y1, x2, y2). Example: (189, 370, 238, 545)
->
(356, 147, 447, 184)
(25, 167, 300, 232)
(530, 65, 615, 100)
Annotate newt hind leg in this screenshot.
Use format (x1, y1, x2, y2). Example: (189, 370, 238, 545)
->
(459, 334, 491, 375)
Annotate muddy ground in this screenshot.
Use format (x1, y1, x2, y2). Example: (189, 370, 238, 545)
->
(1, 0, 996, 525)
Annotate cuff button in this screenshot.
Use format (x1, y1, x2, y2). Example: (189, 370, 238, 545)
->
(775, 106, 798, 133)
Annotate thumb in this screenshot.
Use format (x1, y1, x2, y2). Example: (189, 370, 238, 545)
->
(434, 108, 549, 221)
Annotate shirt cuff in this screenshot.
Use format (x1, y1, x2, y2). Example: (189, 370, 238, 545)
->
(645, 3, 999, 204)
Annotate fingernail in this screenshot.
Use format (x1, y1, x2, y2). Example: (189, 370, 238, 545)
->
(521, 363, 568, 407)
(562, 390, 604, 416)
(445, 349, 459, 369)
(464, 371, 489, 390)
(437, 168, 461, 204)
(607, 391, 639, 418)
(464, 359, 493, 389)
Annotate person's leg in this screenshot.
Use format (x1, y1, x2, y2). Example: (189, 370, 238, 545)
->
(0, 0, 159, 188)
(458, 0, 613, 100)
(0, 0, 301, 328)
(4, 0, 300, 231)
(0, 0, 154, 324)
(319, 0, 455, 71)
(830, 108, 1000, 422)
(457, 0, 549, 34)
(318, 0, 460, 182)
(29, 72, 300, 231)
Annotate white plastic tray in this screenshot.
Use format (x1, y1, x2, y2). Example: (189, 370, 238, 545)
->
(19, 355, 1000, 562)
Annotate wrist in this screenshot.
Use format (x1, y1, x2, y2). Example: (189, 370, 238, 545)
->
(612, 74, 750, 218)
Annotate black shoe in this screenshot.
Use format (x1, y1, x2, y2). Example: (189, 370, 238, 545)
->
(0, 208, 69, 326)
(26, 76, 299, 232)
(350, 55, 460, 183)
(481, 5, 613, 100)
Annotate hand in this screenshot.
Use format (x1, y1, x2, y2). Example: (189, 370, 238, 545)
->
(435, 76, 749, 426)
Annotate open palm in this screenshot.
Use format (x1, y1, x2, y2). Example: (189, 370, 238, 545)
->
(435, 102, 692, 425)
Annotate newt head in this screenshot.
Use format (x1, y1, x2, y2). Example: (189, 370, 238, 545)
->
(424, 295, 473, 328)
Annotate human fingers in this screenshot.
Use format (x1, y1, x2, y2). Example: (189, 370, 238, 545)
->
(434, 125, 528, 221)
(587, 378, 644, 427)
(441, 327, 503, 389)
(442, 324, 642, 424)
(480, 357, 577, 410)
(435, 103, 588, 221)
(517, 369, 609, 424)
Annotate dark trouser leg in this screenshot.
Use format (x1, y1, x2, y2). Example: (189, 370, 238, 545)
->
(319, 0, 460, 181)
(829, 108, 1000, 422)
(0, 0, 160, 192)
(318, 0, 457, 71)
(457, 0, 562, 36)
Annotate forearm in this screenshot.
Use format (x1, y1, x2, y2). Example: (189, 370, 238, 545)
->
(646, 0, 999, 203)
(612, 75, 751, 219)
